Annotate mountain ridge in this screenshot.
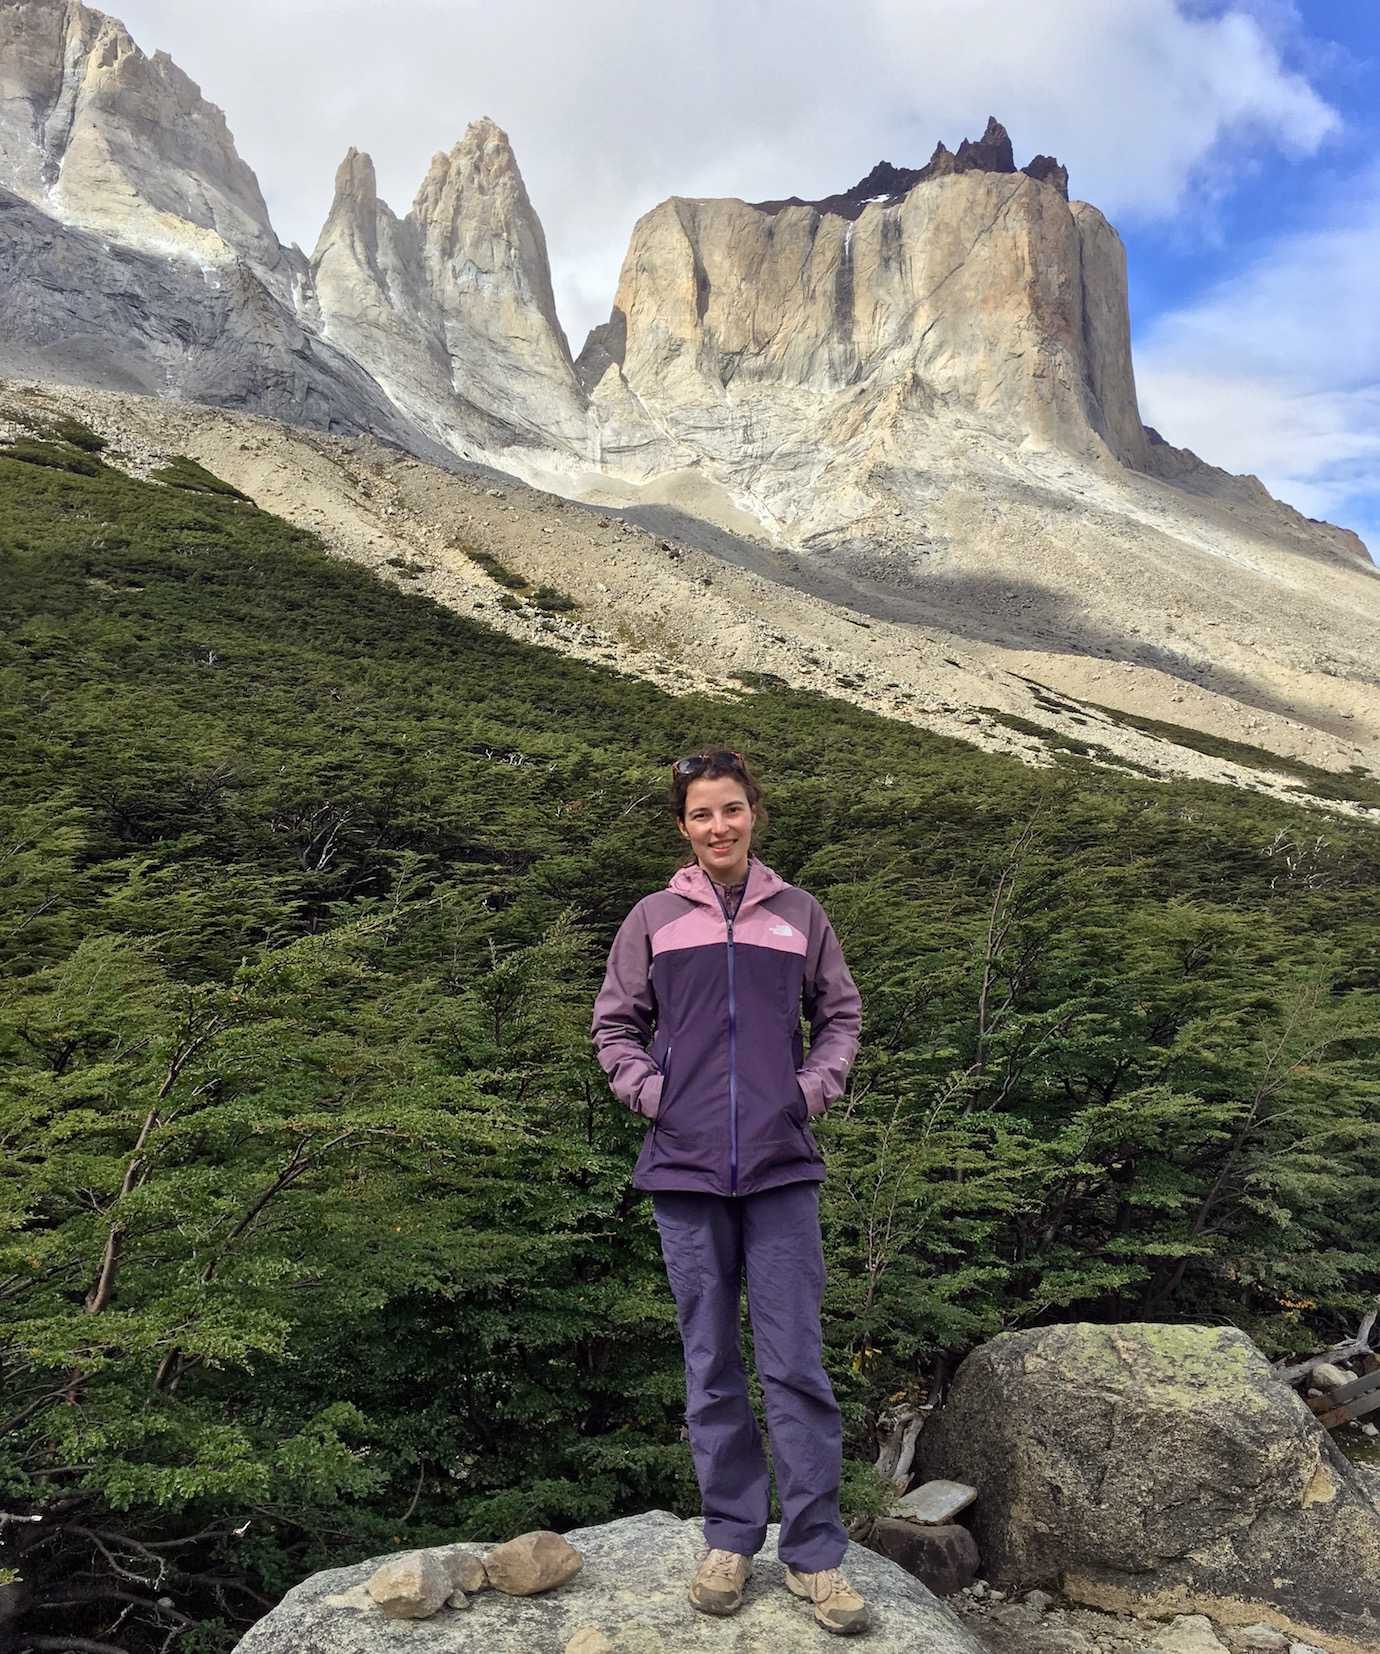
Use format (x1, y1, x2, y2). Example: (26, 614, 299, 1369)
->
(0, 0, 1368, 569)
(7, 376, 1374, 802)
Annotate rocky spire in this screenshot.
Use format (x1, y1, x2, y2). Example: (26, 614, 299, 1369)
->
(310, 117, 587, 458)
(952, 114, 1016, 174)
(314, 146, 383, 271)
(408, 116, 572, 367)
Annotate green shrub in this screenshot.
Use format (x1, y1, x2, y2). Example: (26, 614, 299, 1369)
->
(1, 438, 106, 476)
(530, 582, 578, 613)
(151, 454, 252, 499)
(47, 415, 109, 452)
(464, 548, 529, 589)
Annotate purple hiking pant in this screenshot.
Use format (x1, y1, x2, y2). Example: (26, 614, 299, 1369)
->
(651, 1180, 848, 1570)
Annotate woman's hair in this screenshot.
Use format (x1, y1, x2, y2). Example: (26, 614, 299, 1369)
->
(668, 749, 770, 860)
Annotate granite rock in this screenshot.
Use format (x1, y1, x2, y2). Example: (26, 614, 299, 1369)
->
(234, 1510, 983, 1652)
(919, 1322, 1380, 1654)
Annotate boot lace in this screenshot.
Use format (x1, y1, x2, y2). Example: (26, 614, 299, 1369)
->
(703, 1547, 746, 1578)
(803, 1565, 852, 1601)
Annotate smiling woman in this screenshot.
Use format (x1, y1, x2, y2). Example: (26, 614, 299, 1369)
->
(674, 747, 758, 887)
(589, 748, 870, 1632)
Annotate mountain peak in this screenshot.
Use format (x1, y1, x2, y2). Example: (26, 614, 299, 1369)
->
(0, 0, 281, 272)
(748, 117, 1068, 219)
(333, 147, 378, 203)
(953, 114, 1016, 174)
(411, 116, 526, 226)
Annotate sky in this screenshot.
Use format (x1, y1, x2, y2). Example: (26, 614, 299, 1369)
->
(107, 0, 1379, 557)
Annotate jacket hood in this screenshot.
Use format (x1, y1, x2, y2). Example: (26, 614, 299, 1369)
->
(668, 853, 789, 913)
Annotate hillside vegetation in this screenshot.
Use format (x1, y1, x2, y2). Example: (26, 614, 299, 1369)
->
(2, 426, 1378, 1651)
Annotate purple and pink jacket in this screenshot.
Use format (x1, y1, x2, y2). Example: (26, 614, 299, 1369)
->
(590, 853, 862, 1197)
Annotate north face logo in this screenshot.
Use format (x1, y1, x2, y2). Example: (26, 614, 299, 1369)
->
(770, 923, 794, 936)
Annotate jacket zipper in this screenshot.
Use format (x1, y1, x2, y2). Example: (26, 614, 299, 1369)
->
(710, 881, 739, 1195)
(727, 913, 738, 1194)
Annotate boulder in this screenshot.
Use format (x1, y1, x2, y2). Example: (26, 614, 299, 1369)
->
(1309, 1364, 1353, 1393)
(1154, 1615, 1230, 1654)
(233, 1509, 984, 1652)
(1227, 1628, 1290, 1653)
(918, 1323, 1380, 1654)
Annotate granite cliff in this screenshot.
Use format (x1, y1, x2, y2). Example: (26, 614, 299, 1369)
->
(0, 0, 438, 448)
(574, 121, 1367, 572)
(576, 131, 1149, 548)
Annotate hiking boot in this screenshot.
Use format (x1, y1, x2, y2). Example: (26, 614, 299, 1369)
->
(785, 1563, 870, 1634)
(689, 1546, 753, 1614)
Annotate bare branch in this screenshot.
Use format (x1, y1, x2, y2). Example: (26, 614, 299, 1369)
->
(28, 1637, 133, 1654)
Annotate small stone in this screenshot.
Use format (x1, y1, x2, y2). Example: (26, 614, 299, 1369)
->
(445, 1589, 472, 1610)
(1153, 1615, 1230, 1654)
(892, 1478, 978, 1525)
(1226, 1627, 1288, 1653)
(482, 1528, 582, 1595)
(365, 1551, 451, 1619)
(865, 1519, 978, 1596)
(439, 1548, 488, 1594)
(1287, 1645, 1325, 1654)
(565, 1630, 616, 1654)
(1308, 1362, 1352, 1391)
(1024, 1588, 1056, 1614)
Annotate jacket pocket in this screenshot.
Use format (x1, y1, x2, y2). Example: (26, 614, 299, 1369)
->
(650, 1041, 673, 1128)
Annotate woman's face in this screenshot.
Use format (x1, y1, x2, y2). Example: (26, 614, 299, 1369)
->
(678, 775, 756, 880)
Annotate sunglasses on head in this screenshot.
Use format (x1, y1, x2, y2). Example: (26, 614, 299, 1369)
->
(672, 749, 743, 779)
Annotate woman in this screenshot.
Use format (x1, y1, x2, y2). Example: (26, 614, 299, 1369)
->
(590, 749, 869, 1636)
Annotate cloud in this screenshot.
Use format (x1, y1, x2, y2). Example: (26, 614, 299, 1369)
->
(107, 0, 1338, 347)
(1137, 171, 1380, 556)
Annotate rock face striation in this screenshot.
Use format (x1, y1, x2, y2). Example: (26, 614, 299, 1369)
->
(578, 124, 1150, 546)
(0, 186, 429, 443)
(309, 122, 588, 460)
